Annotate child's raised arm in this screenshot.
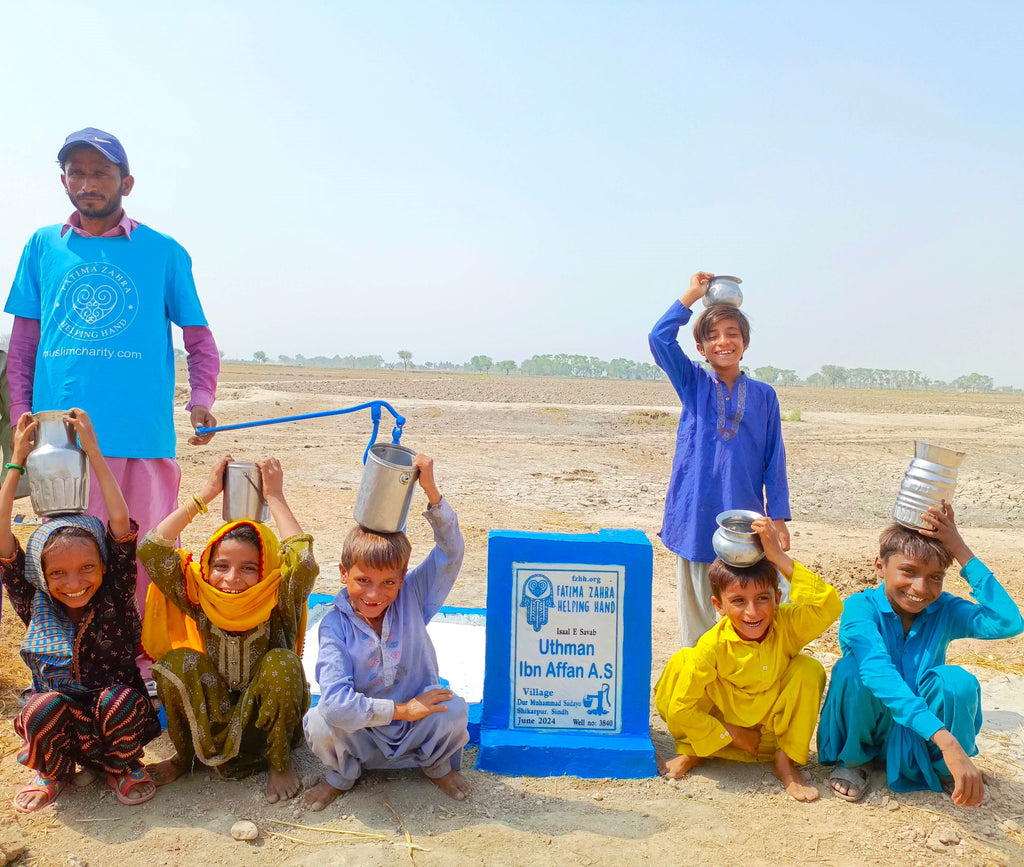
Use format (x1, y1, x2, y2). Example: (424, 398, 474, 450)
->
(917, 502, 974, 567)
(413, 453, 442, 507)
(679, 271, 714, 308)
(152, 454, 232, 540)
(0, 413, 37, 558)
(66, 408, 129, 539)
(751, 515, 794, 579)
(256, 457, 302, 538)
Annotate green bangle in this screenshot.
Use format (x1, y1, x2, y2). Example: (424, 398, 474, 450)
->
(4, 463, 25, 474)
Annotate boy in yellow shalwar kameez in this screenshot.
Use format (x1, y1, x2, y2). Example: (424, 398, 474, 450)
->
(654, 516, 842, 801)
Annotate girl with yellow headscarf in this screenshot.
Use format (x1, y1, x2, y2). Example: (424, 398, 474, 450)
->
(139, 455, 318, 804)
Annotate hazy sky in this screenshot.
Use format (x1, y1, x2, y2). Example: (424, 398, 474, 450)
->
(2, 2, 1021, 385)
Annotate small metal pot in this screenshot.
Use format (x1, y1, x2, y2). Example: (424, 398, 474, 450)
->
(703, 276, 743, 308)
(712, 509, 765, 567)
(222, 461, 269, 523)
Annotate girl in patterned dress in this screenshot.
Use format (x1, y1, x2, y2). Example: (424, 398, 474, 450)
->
(139, 455, 317, 803)
(0, 410, 160, 813)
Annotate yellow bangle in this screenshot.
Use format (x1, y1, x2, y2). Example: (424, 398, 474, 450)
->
(191, 494, 209, 515)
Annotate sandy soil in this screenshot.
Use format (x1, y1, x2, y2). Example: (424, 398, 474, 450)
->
(1, 367, 1023, 866)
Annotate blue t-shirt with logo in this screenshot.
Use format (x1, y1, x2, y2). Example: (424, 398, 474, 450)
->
(5, 224, 209, 459)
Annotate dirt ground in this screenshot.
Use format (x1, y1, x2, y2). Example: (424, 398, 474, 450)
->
(1, 366, 1023, 866)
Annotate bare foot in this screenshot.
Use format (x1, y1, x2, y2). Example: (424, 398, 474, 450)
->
(300, 780, 345, 812)
(661, 754, 702, 779)
(147, 759, 186, 788)
(428, 769, 470, 801)
(267, 765, 301, 803)
(772, 749, 819, 802)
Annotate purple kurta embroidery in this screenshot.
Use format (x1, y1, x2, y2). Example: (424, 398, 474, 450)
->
(714, 378, 747, 441)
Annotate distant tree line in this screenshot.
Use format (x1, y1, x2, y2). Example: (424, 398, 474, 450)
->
(264, 353, 387, 369)
(252, 351, 664, 380)
(233, 349, 1012, 393)
(752, 365, 1002, 393)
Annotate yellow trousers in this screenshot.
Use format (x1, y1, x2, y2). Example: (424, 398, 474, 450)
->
(671, 654, 825, 765)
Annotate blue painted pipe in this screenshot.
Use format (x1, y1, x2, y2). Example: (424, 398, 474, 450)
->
(195, 400, 406, 463)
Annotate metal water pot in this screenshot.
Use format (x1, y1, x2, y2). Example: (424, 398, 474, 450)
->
(703, 276, 743, 308)
(26, 410, 89, 516)
(354, 444, 419, 533)
(893, 441, 966, 530)
(712, 509, 765, 567)
(222, 461, 270, 523)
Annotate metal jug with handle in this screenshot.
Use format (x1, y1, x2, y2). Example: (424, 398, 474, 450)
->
(354, 443, 420, 533)
(26, 410, 89, 517)
(222, 461, 270, 523)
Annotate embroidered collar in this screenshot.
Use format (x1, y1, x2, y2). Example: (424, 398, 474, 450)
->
(713, 375, 747, 440)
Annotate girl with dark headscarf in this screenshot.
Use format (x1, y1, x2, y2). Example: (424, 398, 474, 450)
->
(0, 410, 159, 813)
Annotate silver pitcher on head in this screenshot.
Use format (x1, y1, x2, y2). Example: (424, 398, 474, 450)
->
(26, 410, 89, 516)
(893, 441, 966, 530)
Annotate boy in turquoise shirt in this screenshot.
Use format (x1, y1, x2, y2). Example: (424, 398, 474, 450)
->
(818, 503, 1023, 805)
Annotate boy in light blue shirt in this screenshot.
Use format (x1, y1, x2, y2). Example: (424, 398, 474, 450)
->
(302, 455, 469, 811)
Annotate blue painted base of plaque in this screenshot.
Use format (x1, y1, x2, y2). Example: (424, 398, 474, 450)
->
(478, 528, 656, 779)
(468, 703, 482, 746)
(477, 728, 655, 779)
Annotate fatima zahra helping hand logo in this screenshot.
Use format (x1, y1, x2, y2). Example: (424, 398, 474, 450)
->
(56, 262, 139, 341)
(520, 573, 554, 632)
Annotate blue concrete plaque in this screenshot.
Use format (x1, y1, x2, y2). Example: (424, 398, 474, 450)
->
(478, 528, 656, 778)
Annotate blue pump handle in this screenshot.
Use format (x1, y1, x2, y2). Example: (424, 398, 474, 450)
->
(195, 401, 406, 463)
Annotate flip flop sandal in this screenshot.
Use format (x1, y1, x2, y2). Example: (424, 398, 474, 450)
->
(13, 774, 67, 813)
(107, 767, 156, 806)
(828, 766, 868, 803)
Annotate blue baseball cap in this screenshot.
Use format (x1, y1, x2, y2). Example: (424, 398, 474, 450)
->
(57, 128, 129, 172)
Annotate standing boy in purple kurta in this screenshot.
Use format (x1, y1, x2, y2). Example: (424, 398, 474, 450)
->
(301, 455, 469, 811)
(649, 271, 791, 647)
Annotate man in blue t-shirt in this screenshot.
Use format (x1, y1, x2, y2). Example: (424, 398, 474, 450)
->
(4, 127, 221, 623)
